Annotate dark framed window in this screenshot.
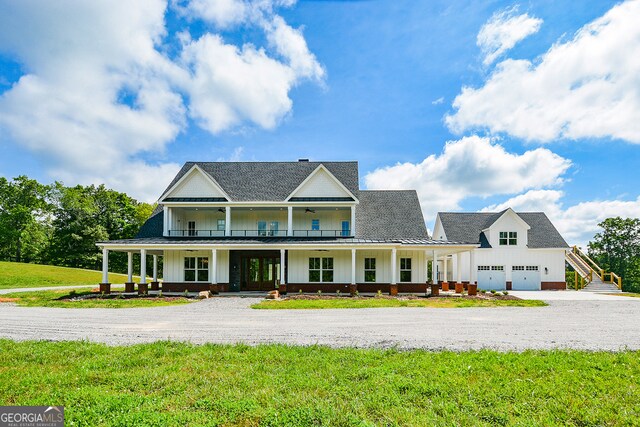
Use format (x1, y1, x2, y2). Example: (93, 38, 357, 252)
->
(311, 219, 320, 231)
(322, 257, 334, 282)
(400, 258, 412, 282)
(217, 219, 225, 231)
(309, 257, 333, 282)
(309, 257, 321, 282)
(184, 256, 208, 281)
(364, 257, 376, 282)
(188, 221, 196, 237)
(499, 231, 517, 245)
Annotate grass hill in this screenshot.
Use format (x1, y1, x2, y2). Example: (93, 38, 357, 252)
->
(0, 261, 132, 290)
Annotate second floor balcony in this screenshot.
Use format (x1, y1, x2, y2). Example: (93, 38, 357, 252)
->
(163, 205, 355, 238)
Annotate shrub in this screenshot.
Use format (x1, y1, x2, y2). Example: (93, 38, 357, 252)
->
(479, 289, 486, 294)
(299, 289, 303, 294)
(317, 290, 322, 296)
(490, 290, 497, 294)
(336, 290, 341, 297)
(502, 291, 509, 295)
(377, 290, 382, 297)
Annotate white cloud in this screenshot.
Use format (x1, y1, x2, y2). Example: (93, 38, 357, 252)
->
(432, 97, 444, 105)
(0, 0, 322, 201)
(477, 6, 542, 66)
(483, 189, 640, 248)
(364, 135, 571, 223)
(447, 0, 640, 143)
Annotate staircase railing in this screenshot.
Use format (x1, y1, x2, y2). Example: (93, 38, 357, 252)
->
(569, 246, 622, 290)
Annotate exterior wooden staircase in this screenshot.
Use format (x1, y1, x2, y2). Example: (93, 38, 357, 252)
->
(565, 246, 622, 292)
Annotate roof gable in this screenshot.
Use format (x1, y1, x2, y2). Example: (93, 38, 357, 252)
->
(160, 165, 229, 202)
(485, 208, 530, 231)
(286, 165, 357, 201)
(437, 211, 568, 248)
(159, 161, 359, 202)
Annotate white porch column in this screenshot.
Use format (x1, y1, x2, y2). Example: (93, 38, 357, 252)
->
(153, 255, 158, 282)
(443, 256, 448, 283)
(127, 252, 133, 283)
(351, 249, 356, 285)
(432, 250, 438, 284)
(280, 249, 286, 284)
(287, 206, 293, 236)
(102, 248, 109, 283)
(163, 206, 168, 236)
(469, 250, 475, 284)
(140, 249, 147, 284)
(211, 249, 217, 284)
(391, 248, 397, 285)
(225, 207, 231, 236)
(455, 253, 462, 283)
(350, 205, 356, 236)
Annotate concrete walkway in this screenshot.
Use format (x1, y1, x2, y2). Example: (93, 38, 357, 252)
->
(1, 291, 639, 351)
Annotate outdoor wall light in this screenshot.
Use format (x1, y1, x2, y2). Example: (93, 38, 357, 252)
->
(545, 267, 549, 275)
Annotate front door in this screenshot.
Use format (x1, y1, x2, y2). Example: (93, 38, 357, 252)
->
(242, 255, 281, 291)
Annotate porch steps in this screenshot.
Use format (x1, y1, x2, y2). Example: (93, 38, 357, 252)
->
(582, 277, 622, 293)
(565, 246, 623, 292)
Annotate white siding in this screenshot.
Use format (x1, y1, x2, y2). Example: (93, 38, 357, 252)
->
(292, 209, 350, 234)
(487, 211, 529, 248)
(291, 168, 352, 198)
(167, 169, 225, 198)
(163, 249, 229, 283)
(454, 248, 566, 283)
(286, 249, 426, 283)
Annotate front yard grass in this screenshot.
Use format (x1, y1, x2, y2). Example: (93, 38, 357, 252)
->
(611, 292, 640, 298)
(0, 261, 133, 290)
(0, 288, 193, 308)
(0, 340, 637, 426)
(252, 296, 547, 309)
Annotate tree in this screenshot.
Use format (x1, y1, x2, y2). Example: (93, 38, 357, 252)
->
(47, 182, 154, 271)
(0, 176, 51, 262)
(588, 217, 640, 292)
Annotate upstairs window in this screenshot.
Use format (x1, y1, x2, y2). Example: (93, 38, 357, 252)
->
(269, 221, 279, 236)
(217, 219, 225, 231)
(188, 221, 196, 237)
(499, 231, 517, 246)
(341, 220, 350, 237)
(257, 221, 267, 236)
(311, 219, 320, 231)
(364, 258, 376, 282)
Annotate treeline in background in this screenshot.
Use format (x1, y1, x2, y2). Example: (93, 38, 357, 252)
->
(0, 175, 154, 275)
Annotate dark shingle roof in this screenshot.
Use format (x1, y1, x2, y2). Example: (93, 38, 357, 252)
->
(437, 211, 568, 249)
(355, 190, 429, 239)
(160, 161, 359, 202)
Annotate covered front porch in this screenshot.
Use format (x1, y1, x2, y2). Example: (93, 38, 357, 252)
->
(97, 241, 479, 295)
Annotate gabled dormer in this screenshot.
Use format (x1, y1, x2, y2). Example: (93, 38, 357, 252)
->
(159, 164, 230, 203)
(286, 164, 359, 202)
(483, 208, 530, 248)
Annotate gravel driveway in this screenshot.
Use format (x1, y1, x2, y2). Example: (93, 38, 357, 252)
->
(1, 292, 639, 351)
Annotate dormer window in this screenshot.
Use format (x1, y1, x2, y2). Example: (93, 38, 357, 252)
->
(499, 231, 517, 246)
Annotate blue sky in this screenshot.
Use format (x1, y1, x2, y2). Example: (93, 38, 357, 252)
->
(0, 0, 639, 245)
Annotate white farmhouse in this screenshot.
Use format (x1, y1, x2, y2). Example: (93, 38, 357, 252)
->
(97, 160, 570, 293)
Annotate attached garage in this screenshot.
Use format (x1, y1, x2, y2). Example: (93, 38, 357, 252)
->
(477, 265, 506, 291)
(511, 266, 541, 290)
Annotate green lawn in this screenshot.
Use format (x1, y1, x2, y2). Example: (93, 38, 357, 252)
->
(252, 297, 547, 309)
(0, 261, 134, 289)
(612, 292, 640, 298)
(0, 288, 192, 308)
(0, 340, 637, 426)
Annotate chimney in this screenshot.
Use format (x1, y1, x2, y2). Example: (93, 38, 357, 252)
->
(298, 158, 309, 162)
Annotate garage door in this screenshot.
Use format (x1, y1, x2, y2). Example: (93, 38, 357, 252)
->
(477, 265, 506, 291)
(511, 266, 541, 290)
